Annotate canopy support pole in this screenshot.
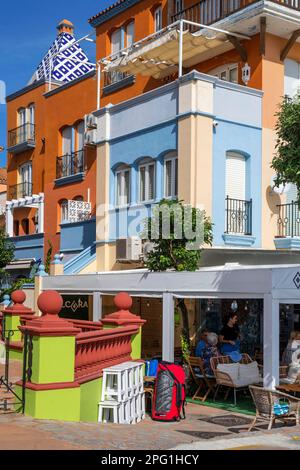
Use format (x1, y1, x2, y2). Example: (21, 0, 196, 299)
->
(162, 293, 175, 362)
(178, 20, 183, 78)
(263, 294, 279, 389)
(97, 63, 101, 110)
(93, 292, 102, 321)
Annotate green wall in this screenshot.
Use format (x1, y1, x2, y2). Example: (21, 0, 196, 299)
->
(80, 377, 103, 422)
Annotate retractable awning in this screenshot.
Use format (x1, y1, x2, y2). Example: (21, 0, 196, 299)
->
(5, 259, 35, 271)
(103, 28, 238, 79)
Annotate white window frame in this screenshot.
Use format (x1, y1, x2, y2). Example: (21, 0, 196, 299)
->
(60, 200, 69, 223)
(154, 6, 162, 32)
(19, 162, 32, 185)
(175, 0, 184, 14)
(164, 156, 178, 199)
(139, 160, 156, 203)
(111, 28, 122, 57)
(115, 167, 131, 207)
(28, 104, 35, 125)
(18, 108, 26, 127)
(126, 21, 135, 47)
(209, 63, 239, 84)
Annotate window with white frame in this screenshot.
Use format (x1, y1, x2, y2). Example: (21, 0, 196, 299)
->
(209, 63, 238, 84)
(28, 104, 35, 125)
(19, 162, 32, 186)
(60, 199, 69, 223)
(126, 21, 135, 47)
(111, 28, 122, 57)
(164, 156, 178, 198)
(174, 0, 183, 14)
(139, 160, 155, 202)
(154, 6, 162, 32)
(62, 126, 73, 155)
(116, 166, 131, 206)
(18, 108, 26, 126)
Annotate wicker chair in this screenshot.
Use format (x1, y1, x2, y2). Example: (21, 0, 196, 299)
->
(210, 354, 259, 405)
(186, 356, 215, 402)
(249, 385, 300, 431)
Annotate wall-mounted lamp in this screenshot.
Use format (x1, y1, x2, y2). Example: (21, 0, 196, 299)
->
(242, 63, 251, 86)
(231, 300, 238, 312)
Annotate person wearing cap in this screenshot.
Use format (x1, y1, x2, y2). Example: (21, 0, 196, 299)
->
(219, 312, 241, 360)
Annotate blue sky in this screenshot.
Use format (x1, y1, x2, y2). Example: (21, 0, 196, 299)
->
(0, 0, 115, 167)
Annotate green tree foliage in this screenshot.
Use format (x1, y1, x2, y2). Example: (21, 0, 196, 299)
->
(142, 199, 213, 343)
(45, 240, 53, 274)
(272, 95, 300, 202)
(0, 229, 15, 273)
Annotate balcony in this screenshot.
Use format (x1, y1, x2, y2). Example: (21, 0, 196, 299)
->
(171, 0, 300, 27)
(225, 196, 252, 235)
(55, 150, 85, 186)
(8, 182, 33, 200)
(103, 70, 135, 95)
(275, 201, 300, 249)
(7, 123, 35, 154)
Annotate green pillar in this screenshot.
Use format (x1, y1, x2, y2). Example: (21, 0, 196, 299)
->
(102, 292, 146, 360)
(2, 290, 34, 351)
(16, 290, 81, 422)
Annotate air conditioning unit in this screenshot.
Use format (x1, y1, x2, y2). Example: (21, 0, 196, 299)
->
(116, 237, 142, 261)
(143, 240, 155, 261)
(84, 113, 97, 130)
(84, 129, 97, 146)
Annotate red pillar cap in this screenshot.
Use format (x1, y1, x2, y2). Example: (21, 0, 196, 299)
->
(102, 292, 146, 327)
(3, 290, 35, 316)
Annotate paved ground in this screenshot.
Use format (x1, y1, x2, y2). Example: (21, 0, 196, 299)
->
(1, 360, 300, 450)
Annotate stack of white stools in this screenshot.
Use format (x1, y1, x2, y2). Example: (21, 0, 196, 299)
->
(98, 361, 145, 424)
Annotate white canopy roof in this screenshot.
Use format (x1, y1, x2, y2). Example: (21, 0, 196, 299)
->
(102, 24, 248, 79)
(42, 263, 300, 301)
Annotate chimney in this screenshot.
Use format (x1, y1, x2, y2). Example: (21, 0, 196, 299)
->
(57, 19, 74, 35)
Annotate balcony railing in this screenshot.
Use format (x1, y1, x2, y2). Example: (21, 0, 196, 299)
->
(56, 150, 84, 179)
(7, 123, 35, 150)
(225, 196, 252, 235)
(277, 201, 300, 238)
(8, 182, 33, 200)
(171, 0, 300, 28)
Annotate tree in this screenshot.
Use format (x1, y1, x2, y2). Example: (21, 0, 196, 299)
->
(272, 94, 300, 203)
(0, 229, 14, 273)
(45, 240, 53, 274)
(142, 199, 213, 344)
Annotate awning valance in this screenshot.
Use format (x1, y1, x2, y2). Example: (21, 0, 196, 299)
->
(103, 29, 234, 79)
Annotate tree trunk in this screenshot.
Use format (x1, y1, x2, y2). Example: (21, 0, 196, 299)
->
(178, 298, 190, 346)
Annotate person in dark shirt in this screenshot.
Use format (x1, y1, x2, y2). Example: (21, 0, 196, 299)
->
(219, 312, 240, 355)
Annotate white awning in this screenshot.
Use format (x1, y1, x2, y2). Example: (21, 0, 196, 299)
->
(103, 29, 236, 79)
(5, 259, 35, 270)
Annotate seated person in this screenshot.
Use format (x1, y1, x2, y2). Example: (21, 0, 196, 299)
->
(219, 313, 241, 359)
(195, 328, 209, 358)
(282, 331, 300, 366)
(196, 331, 219, 375)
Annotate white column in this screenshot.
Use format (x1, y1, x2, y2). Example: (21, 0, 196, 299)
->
(38, 197, 44, 233)
(162, 293, 175, 362)
(263, 294, 280, 389)
(93, 292, 102, 322)
(6, 206, 13, 237)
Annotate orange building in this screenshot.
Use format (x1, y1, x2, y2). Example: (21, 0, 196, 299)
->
(0, 168, 7, 229)
(6, 20, 97, 276)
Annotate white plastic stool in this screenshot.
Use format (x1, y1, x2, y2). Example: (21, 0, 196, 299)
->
(98, 401, 120, 423)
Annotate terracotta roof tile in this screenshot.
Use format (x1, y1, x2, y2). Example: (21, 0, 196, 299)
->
(89, 0, 127, 23)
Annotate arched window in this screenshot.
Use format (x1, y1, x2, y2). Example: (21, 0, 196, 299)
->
(139, 159, 155, 202)
(164, 154, 178, 198)
(19, 162, 32, 197)
(28, 103, 35, 125)
(225, 152, 246, 201)
(14, 220, 20, 237)
(21, 218, 29, 235)
(18, 108, 26, 127)
(154, 6, 162, 32)
(126, 21, 135, 47)
(75, 121, 84, 152)
(115, 165, 131, 206)
(60, 199, 69, 223)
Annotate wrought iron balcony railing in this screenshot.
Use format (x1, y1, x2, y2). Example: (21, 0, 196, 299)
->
(225, 196, 252, 235)
(56, 150, 84, 180)
(104, 70, 132, 88)
(171, 0, 300, 28)
(7, 123, 35, 149)
(8, 182, 33, 200)
(277, 201, 300, 238)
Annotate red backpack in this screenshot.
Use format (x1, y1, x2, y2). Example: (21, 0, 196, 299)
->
(152, 362, 186, 422)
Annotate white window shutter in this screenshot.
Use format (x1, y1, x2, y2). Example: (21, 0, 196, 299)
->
(226, 153, 246, 200)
